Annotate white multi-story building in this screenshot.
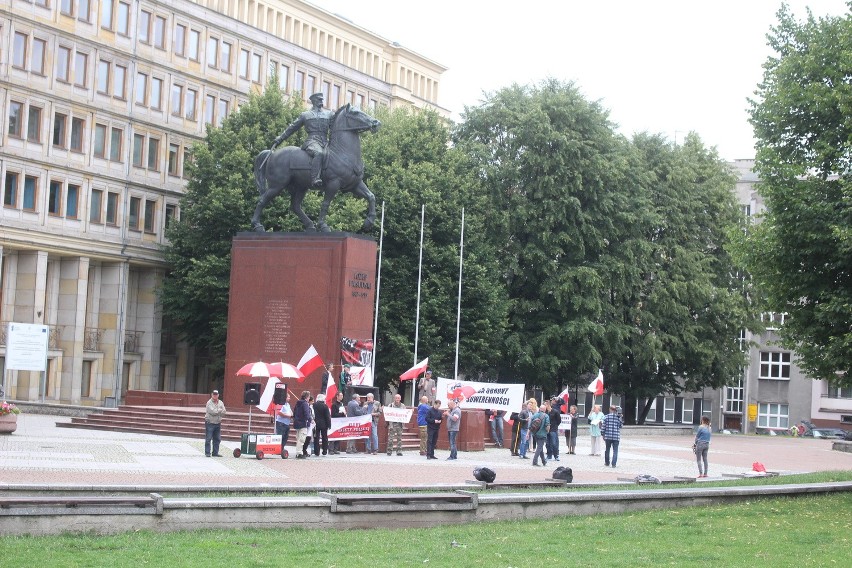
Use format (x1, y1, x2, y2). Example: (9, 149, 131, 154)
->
(712, 159, 852, 432)
(0, 0, 446, 405)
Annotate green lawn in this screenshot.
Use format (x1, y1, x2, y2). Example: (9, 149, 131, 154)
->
(2, 490, 850, 566)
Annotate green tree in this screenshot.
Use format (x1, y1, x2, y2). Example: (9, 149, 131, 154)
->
(742, 5, 852, 384)
(455, 80, 639, 394)
(613, 133, 755, 422)
(161, 86, 364, 371)
(455, 80, 754, 419)
(364, 108, 509, 394)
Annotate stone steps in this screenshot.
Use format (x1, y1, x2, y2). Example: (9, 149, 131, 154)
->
(56, 405, 422, 448)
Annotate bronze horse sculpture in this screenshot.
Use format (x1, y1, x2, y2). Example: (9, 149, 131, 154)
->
(252, 104, 380, 232)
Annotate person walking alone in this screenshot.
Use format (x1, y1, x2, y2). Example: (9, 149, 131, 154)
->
(694, 416, 711, 478)
(601, 405, 623, 468)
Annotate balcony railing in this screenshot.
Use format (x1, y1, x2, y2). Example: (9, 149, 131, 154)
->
(124, 330, 144, 353)
(84, 328, 104, 351)
(0, 321, 61, 349)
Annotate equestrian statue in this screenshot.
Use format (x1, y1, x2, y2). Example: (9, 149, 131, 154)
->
(251, 92, 380, 233)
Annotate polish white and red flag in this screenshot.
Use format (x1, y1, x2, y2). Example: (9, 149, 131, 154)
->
(325, 381, 338, 409)
(557, 385, 571, 406)
(296, 345, 324, 379)
(399, 357, 429, 381)
(587, 369, 604, 396)
(256, 376, 282, 414)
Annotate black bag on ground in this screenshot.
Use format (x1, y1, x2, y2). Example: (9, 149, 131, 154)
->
(473, 466, 496, 483)
(552, 466, 573, 483)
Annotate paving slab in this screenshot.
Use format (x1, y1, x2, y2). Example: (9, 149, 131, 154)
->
(1, 414, 850, 490)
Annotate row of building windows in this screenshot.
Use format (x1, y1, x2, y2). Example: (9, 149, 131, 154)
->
(6, 100, 193, 176)
(11, 6, 391, 111)
(2, 171, 178, 234)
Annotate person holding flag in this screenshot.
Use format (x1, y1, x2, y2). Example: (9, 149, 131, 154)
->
(399, 357, 429, 406)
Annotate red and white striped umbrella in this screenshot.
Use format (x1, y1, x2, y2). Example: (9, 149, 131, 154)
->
(236, 361, 283, 378)
(269, 362, 306, 382)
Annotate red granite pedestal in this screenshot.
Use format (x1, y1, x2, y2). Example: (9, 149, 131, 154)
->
(223, 232, 377, 406)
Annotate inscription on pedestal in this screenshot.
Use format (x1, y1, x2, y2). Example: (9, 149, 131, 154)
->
(264, 299, 292, 355)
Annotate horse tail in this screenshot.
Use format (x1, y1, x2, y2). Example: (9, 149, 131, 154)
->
(254, 150, 271, 195)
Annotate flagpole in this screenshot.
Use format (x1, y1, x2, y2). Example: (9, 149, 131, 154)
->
(372, 202, 385, 383)
(453, 207, 465, 381)
(412, 204, 425, 407)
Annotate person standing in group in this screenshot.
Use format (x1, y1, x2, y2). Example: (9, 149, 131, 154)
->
(204, 389, 226, 457)
(302, 395, 316, 456)
(531, 401, 550, 467)
(694, 416, 711, 478)
(321, 363, 335, 393)
(345, 393, 365, 454)
(275, 391, 293, 450)
(293, 390, 312, 459)
(547, 398, 561, 461)
(386, 393, 406, 456)
(518, 400, 533, 459)
(339, 364, 352, 392)
(587, 404, 605, 456)
(567, 405, 579, 455)
(329, 390, 346, 454)
(425, 399, 443, 459)
(445, 399, 462, 460)
(486, 409, 505, 448)
(365, 393, 381, 455)
(601, 405, 623, 468)
(417, 395, 430, 456)
(312, 393, 331, 456)
(418, 369, 436, 403)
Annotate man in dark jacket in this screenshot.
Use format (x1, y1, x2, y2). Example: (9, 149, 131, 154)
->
(293, 390, 312, 459)
(312, 393, 331, 456)
(330, 391, 346, 454)
(425, 399, 443, 459)
(547, 398, 562, 461)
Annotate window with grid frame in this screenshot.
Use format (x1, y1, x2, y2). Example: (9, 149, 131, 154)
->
(682, 399, 694, 425)
(70, 117, 84, 152)
(725, 377, 744, 413)
(56, 46, 71, 82)
(143, 199, 156, 232)
(759, 351, 791, 379)
(13, 32, 27, 69)
(663, 397, 675, 423)
(53, 112, 67, 148)
(757, 402, 789, 429)
(128, 196, 141, 230)
(48, 180, 63, 216)
(27, 106, 43, 143)
(3, 172, 19, 208)
(8, 101, 24, 137)
(32, 37, 47, 75)
(90, 188, 103, 223)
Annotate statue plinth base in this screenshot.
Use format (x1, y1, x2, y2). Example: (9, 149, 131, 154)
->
(224, 232, 377, 405)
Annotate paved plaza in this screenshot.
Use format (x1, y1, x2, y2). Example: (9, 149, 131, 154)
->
(1, 414, 850, 488)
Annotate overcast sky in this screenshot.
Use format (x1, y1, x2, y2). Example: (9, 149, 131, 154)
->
(308, 0, 849, 161)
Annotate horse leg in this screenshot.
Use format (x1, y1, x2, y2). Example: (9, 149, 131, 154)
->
(316, 184, 339, 232)
(353, 181, 377, 232)
(251, 187, 281, 232)
(290, 187, 316, 231)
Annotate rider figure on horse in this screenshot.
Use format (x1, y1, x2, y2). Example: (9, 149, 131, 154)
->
(273, 92, 333, 188)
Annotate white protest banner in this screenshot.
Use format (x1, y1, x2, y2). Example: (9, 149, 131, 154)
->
(558, 414, 571, 430)
(436, 377, 525, 413)
(382, 406, 413, 423)
(328, 414, 371, 440)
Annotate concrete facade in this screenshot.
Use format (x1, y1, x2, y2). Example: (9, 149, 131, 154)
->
(0, 0, 447, 406)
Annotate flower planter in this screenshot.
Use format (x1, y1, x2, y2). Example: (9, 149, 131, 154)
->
(0, 413, 18, 434)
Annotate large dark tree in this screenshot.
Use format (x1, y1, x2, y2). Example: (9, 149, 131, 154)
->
(455, 80, 641, 394)
(742, 5, 852, 385)
(612, 133, 756, 422)
(455, 80, 755, 418)
(363, 108, 509, 393)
